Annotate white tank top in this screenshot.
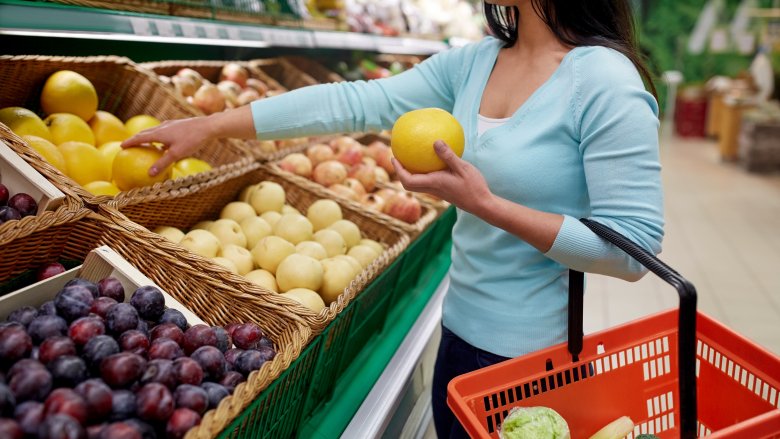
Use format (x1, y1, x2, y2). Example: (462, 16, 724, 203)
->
(477, 114, 510, 136)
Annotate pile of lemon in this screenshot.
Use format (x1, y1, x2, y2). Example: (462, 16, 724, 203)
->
(0, 70, 212, 197)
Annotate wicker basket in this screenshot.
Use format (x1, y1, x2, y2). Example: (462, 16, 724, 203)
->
(0, 55, 253, 207)
(108, 161, 409, 334)
(283, 56, 345, 84)
(0, 206, 311, 439)
(249, 58, 319, 91)
(43, 0, 170, 15)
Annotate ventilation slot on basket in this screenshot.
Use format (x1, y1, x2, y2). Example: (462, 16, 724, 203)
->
(697, 339, 780, 409)
(697, 421, 713, 437)
(646, 391, 674, 418)
(631, 413, 675, 437)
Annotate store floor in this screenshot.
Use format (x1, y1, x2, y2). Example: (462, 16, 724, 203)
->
(584, 133, 780, 355)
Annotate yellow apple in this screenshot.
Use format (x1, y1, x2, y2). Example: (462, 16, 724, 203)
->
(328, 220, 362, 249)
(273, 214, 313, 245)
(219, 244, 254, 275)
(260, 211, 282, 228)
(180, 229, 221, 258)
(251, 236, 295, 274)
(280, 288, 325, 313)
(296, 241, 327, 260)
(240, 216, 272, 250)
(220, 201, 256, 224)
(347, 245, 380, 268)
(313, 229, 347, 257)
(306, 199, 343, 231)
(212, 256, 239, 274)
(276, 254, 323, 293)
(250, 181, 285, 214)
(208, 219, 247, 248)
(245, 269, 278, 292)
(319, 258, 355, 304)
(153, 226, 185, 244)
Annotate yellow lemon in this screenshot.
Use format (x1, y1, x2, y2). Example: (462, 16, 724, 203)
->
(83, 180, 120, 196)
(40, 70, 98, 121)
(97, 141, 122, 165)
(390, 108, 464, 173)
(44, 113, 95, 146)
(112, 146, 172, 191)
(89, 111, 129, 145)
(125, 114, 160, 136)
(58, 141, 111, 185)
(173, 157, 212, 179)
(21, 135, 66, 172)
(0, 107, 53, 141)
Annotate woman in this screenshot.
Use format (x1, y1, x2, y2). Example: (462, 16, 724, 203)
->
(123, 0, 664, 436)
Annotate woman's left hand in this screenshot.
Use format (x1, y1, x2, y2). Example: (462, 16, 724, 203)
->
(393, 140, 493, 214)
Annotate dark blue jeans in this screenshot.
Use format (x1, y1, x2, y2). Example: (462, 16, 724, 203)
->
(432, 325, 510, 439)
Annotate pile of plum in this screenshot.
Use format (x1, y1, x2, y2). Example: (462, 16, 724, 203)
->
(0, 277, 276, 438)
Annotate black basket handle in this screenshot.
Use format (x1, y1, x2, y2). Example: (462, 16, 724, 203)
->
(568, 218, 697, 439)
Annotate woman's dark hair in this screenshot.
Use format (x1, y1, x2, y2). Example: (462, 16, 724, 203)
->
(484, 1, 657, 97)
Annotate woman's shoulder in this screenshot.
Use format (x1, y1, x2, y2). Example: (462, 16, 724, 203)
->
(569, 45, 644, 86)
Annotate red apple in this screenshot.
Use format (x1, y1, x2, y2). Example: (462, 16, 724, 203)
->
(343, 178, 367, 197)
(176, 68, 203, 89)
(278, 153, 313, 178)
(192, 84, 226, 114)
(36, 262, 67, 281)
(335, 144, 363, 167)
(237, 89, 261, 106)
(328, 184, 359, 201)
(216, 81, 241, 107)
(313, 161, 347, 187)
(348, 163, 376, 192)
(220, 63, 249, 88)
(245, 78, 269, 96)
(306, 144, 335, 167)
(173, 76, 198, 98)
(360, 194, 385, 212)
(329, 136, 358, 152)
(376, 188, 397, 202)
(383, 192, 422, 223)
(374, 167, 390, 183)
(365, 141, 394, 174)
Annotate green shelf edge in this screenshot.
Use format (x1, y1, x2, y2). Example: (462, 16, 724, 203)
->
(298, 240, 452, 439)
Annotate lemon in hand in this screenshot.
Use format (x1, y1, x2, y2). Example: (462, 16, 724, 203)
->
(112, 146, 171, 191)
(390, 108, 464, 173)
(173, 158, 212, 179)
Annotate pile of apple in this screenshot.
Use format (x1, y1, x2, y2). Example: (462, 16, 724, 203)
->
(0, 183, 38, 225)
(153, 181, 386, 313)
(276, 136, 423, 223)
(0, 275, 275, 438)
(162, 63, 276, 115)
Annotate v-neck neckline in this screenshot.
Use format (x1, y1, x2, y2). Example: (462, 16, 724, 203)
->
(474, 43, 581, 141)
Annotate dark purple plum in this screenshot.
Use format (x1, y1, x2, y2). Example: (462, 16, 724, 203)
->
(224, 322, 240, 339)
(110, 390, 136, 421)
(135, 383, 174, 422)
(100, 352, 146, 388)
(257, 337, 274, 350)
(9, 366, 52, 402)
(7, 306, 38, 327)
(0, 183, 7, 205)
(172, 357, 203, 386)
(139, 359, 176, 389)
(68, 316, 105, 346)
(36, 263, 66, 282)
(150, 323, 184, 346)
(0, 418, 23, 439)
(231, 323, 263, 350)
(213, 326, 231, 353)
(257, 346, 276, 362)
(90, 297, 118, 319)
(0, 321, 23, 330)
(190, 346, 226, 381)
(0, 326, 32, 366)
(148, 338, 183, 361)
(201, 382, 229, 410)
(234, 350, 266, 377)
(98, 422, 141, 439)
(106, 303, 139, 335)
(135, 320, 149, 337)
(123, 419, 155, 439)
(43, 388, 88, 424)
(166, 408, 201, 439)
(83, 335, 120, 371)
(38, 301, 57, 316)
(7, 193, 37, 218)
(0, 205, 21, 223)
(38, 336, 76, 364)
(64, 278, 99, 299)
(172, 384, 208, 414)
(48, 355, 88, 388)
(159, 309, 188, 331)
(118, 330, 150, 357)
(182, 324, 217, 355)
(14, 401, 44, 436)
(27, 315, 68, 344)
(129, 286, 165, 322)
(97, 277, 124, 302)
(38, 413, 85, 439)
(7, 359, 45, 381)
(223, 348, 243, 367)
(74, 379, 112, 422)
(0, 383, 15, 416)
(54, 285, 95, 322)
(219, 371, 245, 392)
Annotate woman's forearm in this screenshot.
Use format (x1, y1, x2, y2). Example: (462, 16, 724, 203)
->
(478, 194, 564, 253)
(203, 105, 257, 140)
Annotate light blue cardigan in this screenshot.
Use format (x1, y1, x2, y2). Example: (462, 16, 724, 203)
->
(251, 37, 664, 357)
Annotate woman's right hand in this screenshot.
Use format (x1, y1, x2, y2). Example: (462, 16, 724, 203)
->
(121, 116, 214, 177)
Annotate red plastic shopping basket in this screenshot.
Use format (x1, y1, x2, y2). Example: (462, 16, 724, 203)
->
(448, 219, 780, 438)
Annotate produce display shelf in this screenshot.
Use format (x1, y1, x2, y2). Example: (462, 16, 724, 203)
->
(0, 0, 449, 54)
(299, 240, 452, 439)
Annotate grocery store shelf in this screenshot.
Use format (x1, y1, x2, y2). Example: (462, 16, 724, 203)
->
(342, 276, 447, 438)
(0, 0, 449, 54)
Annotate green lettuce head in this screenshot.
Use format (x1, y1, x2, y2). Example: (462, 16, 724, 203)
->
(499, 406, 570, 439)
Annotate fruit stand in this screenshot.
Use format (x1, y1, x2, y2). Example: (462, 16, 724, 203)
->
(0, 0, 458, 437)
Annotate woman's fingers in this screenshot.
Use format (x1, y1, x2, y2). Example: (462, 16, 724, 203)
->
(148, 149, 178, 177)
(433, 140, 463, 172)
(121, 128, 163, 149)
